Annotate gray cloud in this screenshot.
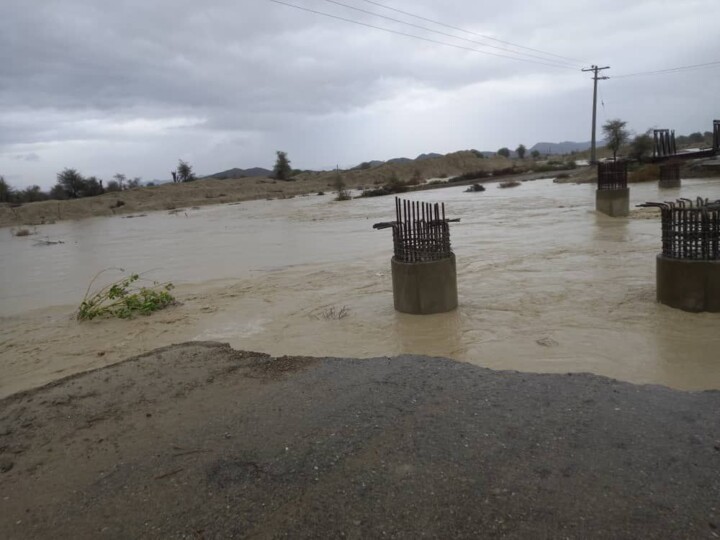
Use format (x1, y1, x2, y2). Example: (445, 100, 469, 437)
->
(12, 152, 40, 162)
(1, 0, 719, 187)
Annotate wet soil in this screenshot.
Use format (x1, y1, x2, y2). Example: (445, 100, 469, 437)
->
(1, 342, 719, 539)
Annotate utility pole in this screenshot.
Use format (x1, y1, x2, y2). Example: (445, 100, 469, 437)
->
(582, 65, 610, 164)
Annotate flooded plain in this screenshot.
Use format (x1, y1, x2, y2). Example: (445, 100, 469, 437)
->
(2, 177, 720, 397)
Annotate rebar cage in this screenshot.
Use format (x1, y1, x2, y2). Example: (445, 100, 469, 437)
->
(597, 161, 628, 190)
(373, 197, 454, 263)
(639, 198, 720, 260)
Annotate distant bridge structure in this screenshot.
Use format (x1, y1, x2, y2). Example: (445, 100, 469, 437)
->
(653, 129, 677, 159)
(650, 121, 719, 162)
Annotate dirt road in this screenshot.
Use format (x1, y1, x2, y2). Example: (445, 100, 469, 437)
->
(1, 342, 718, 538)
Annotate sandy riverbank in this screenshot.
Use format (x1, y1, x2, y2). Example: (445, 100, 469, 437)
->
(1, 342, 718, 538)
(0, 152, 576, 228)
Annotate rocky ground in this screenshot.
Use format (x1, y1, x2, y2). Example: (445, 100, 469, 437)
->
(1, 342, 719, 539)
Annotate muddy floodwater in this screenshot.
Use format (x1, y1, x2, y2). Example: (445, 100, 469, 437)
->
(2, 177, 720, 396)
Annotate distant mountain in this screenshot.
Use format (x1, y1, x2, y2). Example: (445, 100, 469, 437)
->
(416, 153, 443, 161)
(206, 167, 272, 179)
(350, 160, 386, 170)
(364, 160, 385, 169)
(352, 154, 441, 170)
(529, 141, 595, 155)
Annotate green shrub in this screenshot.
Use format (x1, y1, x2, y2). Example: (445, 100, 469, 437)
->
(77, 271, 175, 320)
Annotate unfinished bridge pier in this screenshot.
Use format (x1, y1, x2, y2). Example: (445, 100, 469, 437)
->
(596, 161, 629, 217)
(639, 198, 720, 312)
(374, 197, 458, 315)
(659, 161, 681, 189)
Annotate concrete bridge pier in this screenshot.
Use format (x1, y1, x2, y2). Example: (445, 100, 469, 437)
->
(639, 198, 720, 313)
(391, 255, 458, 315)
(656, 256, 720, 312)
(596, 188, 629, 217)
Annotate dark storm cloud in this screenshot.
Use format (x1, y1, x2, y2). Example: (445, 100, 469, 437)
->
(0, 0, 718, 186)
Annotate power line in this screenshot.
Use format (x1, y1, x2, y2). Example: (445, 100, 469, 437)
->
(358, 0, 588, 66)
(612, 60, 720, 79)
(320, 0, 581, 69)
(269, 0, 580, 70)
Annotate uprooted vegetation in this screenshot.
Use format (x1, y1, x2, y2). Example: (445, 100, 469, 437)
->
(499, 180, 522, 188)
(77, 270, 176, 321)
(311, 305, 350, 320)
(11, 227, 35, 237)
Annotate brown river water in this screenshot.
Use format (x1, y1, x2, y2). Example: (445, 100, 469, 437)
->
(1, 177, 720, 397)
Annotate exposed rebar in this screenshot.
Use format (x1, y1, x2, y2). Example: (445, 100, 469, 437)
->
(597, 161, 628, 190)
(373, 197, 457, 263)
(638, 197, 720, 260)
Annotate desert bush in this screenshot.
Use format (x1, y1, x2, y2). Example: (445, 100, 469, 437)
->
(334, 171, 351, 201)
(360, 173, 408, 197)
(77, 271, 175, 320)
(407, 169, 423, 186)
(629, 164, 661, 183)
(448, 170, 490, 183)
(532, 161, 576, 173)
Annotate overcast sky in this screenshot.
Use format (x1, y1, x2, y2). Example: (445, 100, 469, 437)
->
(1, 0, 718, 188)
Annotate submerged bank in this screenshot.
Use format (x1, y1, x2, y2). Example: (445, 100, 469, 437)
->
(1, 342, 718, 538)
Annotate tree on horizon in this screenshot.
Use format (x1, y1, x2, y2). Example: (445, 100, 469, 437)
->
(55, 168, 86, 198)
(602, 119, 629, 161)
(0, 176, 14, 203)
(272, 151, 292, 181)
(177, 160, 196, 182)
(629, 130, 653, 162)
(516, 144, 526, 159)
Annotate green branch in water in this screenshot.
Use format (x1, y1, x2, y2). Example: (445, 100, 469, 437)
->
(77, 271, 176, 321)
